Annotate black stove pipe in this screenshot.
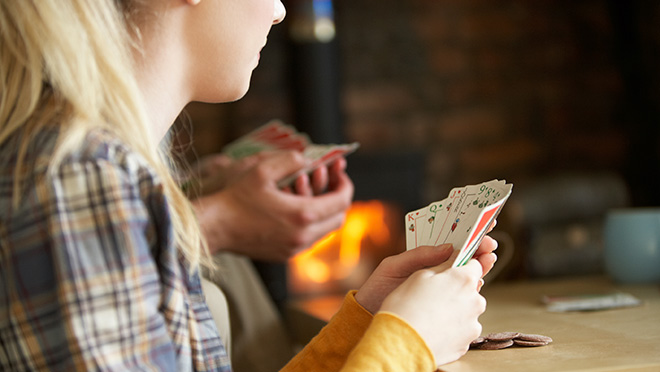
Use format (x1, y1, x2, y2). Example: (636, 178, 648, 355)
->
(285, 0, 344, 144)
(253, 0, 343, 311)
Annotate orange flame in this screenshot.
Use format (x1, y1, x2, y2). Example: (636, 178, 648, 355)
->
(290, 201, 392, 286)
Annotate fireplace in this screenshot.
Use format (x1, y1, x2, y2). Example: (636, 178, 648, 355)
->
(288, 200, 405, 297)
(250, 0, 425, 308)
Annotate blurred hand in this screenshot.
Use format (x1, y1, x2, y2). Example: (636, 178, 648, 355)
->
(192, 153, 268, 195)
(192, 151, 354, 261)
(379, 249, 486, 367)
(193, 152, 340, 197)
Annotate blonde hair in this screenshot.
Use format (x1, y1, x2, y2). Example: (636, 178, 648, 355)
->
(0, 0, 210, 270)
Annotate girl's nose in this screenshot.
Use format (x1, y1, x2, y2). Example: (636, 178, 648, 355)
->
(273, 0, 286, 24)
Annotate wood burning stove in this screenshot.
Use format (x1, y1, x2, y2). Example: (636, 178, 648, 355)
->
(254, 0, 424, 309)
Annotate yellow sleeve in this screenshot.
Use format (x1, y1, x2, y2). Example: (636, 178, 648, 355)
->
(281, 290, 373, 371)
(340, 312, 436, 372)
(281, 291, 436, 372)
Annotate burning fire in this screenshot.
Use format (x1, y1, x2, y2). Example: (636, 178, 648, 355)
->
(289, 200, 399, 294)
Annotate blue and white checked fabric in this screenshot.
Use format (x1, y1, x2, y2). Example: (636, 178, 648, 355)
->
(0, 128, 231, 371)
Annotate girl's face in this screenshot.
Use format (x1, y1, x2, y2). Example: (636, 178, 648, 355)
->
(184, 0, 286, 103)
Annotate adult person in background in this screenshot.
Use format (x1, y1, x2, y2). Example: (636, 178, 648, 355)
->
(191, 150, 352, 262)
(188, 150, 353, 372)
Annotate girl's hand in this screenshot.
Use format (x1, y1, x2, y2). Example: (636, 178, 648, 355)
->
(379, 249, 486, 367)
(355, 234, 498, 314)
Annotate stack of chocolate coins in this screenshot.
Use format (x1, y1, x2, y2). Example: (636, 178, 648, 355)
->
(470, 332, 553, 350)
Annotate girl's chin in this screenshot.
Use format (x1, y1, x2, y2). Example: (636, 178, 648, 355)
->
(212, 86, 251, 103)
(193, 74, 252, 103)
(231, 81, 251, 101)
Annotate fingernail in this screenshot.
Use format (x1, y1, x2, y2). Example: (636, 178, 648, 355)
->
(492, 253, 498, 262)
(440, 244, 453, 253)
(477, 278, 485, 291)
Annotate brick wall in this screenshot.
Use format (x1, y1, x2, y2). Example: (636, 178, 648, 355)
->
(182, 0, 659, 206)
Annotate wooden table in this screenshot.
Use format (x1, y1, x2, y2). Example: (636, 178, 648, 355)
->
(286, 276, 660, 372)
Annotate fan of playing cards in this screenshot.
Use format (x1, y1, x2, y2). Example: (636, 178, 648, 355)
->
(222, 120, 360, 188)
(405, 179, 513, 267)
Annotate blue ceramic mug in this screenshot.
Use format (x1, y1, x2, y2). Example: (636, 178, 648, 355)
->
(604, 208, 660, 284)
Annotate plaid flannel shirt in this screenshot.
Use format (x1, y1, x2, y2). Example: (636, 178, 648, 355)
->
(0, 129, 231, 371)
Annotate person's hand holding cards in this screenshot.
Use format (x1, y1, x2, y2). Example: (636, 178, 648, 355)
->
(222, 120, 360, 195)
(405, 179, 513, 269)
(190, 121, 357, 261)
(287, 156, 349, 197)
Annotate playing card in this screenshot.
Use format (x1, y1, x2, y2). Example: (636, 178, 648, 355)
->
(276, 142, 360, 188)
(405, 180, 513, 267)
(222, 137, 273, 159)
(252, 122, 309, 151)
(427, 185, 469, 247)
(405, 206, 428, 250)
(223, 121, 308, 158)
(404, 212, 420, 250)
(222, 121, 359, 188)
(452, 194, 508, 267)
(418, 200, 447, 246)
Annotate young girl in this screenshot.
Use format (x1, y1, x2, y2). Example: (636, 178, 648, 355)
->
(0, 1, 497, 371)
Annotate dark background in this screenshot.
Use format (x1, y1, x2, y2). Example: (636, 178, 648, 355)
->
(178, 0, 660, 282)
